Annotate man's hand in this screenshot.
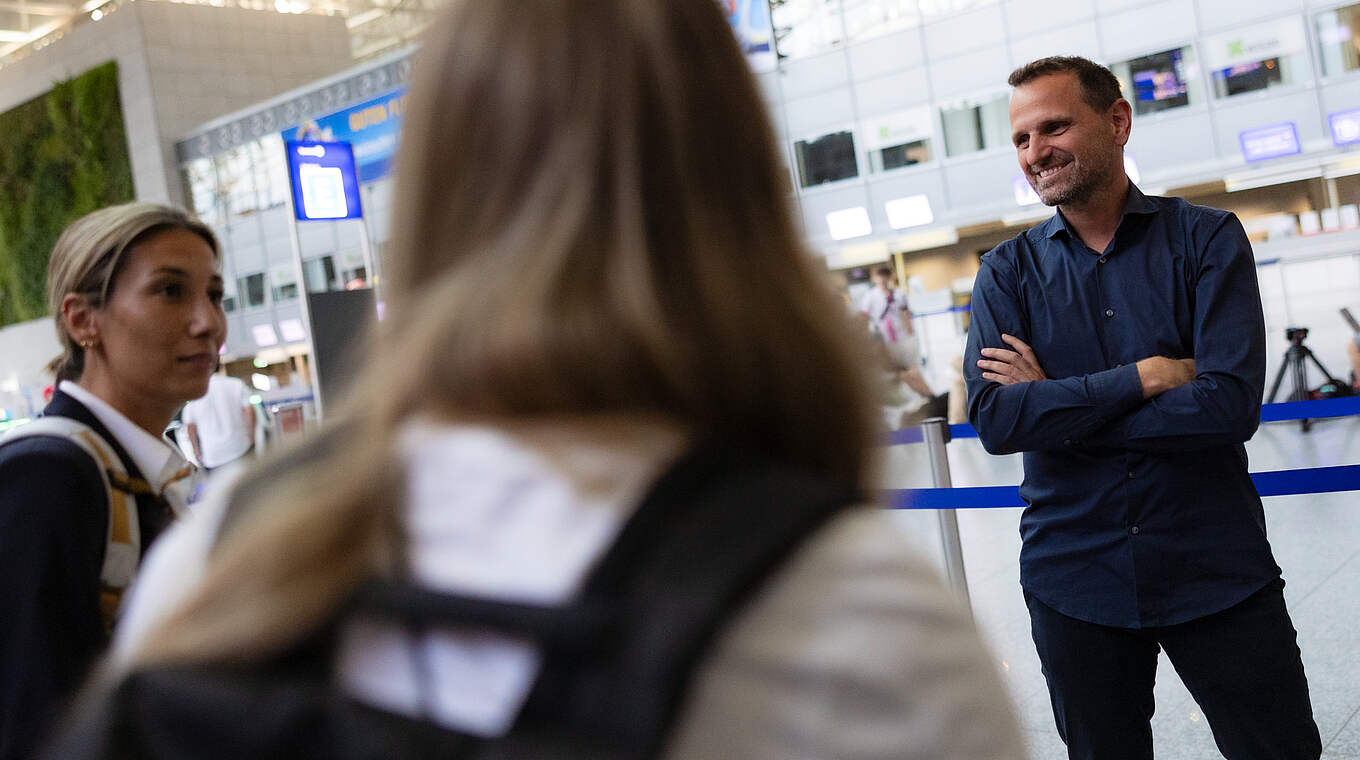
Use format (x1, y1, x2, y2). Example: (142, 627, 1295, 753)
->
(1136, 357, 1196, 398)
(977, 334, 1048, 385)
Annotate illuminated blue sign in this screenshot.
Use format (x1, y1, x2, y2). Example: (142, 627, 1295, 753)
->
(1329, 108, 1360, 146)
(281, 89, 407, 183)
(1239, 122, 1301, 162)
(285, 141, 364, 221)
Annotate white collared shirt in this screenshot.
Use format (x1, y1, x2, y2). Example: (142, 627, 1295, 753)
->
(59, 381, 196, 512)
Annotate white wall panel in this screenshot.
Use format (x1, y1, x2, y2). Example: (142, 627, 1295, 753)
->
(1196, 0, 1303, 34)
(775, 50, 852, 100)
(942, 152, 1018, 210)
(928, 52, 1011, 101)
(1125, 112, 1218, 175)
(297, 220, 339, 257)
(1004, 0, 1096, 39)
(1098, 0, 1197, 61)
(227, 217, 263, 250)
(854, 68, 933, 117)
(1009, 21, 1103, 68)
(230, 243, 267, 274)
(848, 28, 926, 80)
(1095, 0, 1148, 13)
(797, 185, 876, 246)
(1319, 78, 1360, 118)
(924, 5, 1006, 60)
(784, 88, 857, 137)
(1211, 90, 1327, 158)
(756, 71, 783, 111)
(866, 169, 950, 231)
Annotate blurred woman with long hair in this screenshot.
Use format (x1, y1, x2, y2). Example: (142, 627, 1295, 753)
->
(65, 2, 1021, 757)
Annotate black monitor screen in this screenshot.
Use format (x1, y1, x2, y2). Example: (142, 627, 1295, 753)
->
(1127, 48, 1190, 114)
(1218, 58, 1283, 96)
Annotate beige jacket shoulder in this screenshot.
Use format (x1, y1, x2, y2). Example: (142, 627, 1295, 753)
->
(665, 506, 1024, 759)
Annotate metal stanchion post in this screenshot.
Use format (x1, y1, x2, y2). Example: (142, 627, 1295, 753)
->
(922, 417, 973, 617)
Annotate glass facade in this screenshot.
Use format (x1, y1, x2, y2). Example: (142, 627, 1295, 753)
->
(844, 0, 920, 43)
(771, 0, 995, 59)
(181, 129, 392, 358)
(771, 0, 845, 60)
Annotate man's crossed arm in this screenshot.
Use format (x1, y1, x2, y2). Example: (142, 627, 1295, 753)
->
(977, 333, 1197, 399)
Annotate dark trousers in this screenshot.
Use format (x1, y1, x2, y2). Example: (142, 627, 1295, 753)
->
(1026, 579, 1321, 760)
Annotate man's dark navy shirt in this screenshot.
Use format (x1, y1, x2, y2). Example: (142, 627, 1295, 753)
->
(965, 183, 1280, 629)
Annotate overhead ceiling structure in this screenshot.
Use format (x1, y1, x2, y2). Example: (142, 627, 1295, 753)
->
(0, 0, 441, 69)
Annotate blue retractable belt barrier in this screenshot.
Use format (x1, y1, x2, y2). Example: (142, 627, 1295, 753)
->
(884, 425, 978, 445)
(911, 304, 971, 319)
(1258, 395, 1360, 421)
(884, 464, 1360, 510)
(885, 396, 1360, 447)
(1250, 464, 1360, 497)
(881, 397, 1360, 509)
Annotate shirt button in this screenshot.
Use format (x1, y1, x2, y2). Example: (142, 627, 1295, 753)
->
(1105, 308, 1115, 318)
(1131, 526, 1140, 535)
(1063, 439, 1073, 447)
(1098, 256, 1107, 264)
(1128, 470, 1136, 479)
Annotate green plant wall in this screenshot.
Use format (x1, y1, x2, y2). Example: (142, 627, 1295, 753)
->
(0, 61, 134, 326)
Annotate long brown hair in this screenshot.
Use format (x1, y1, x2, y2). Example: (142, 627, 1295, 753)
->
(134, 0, 875, 667)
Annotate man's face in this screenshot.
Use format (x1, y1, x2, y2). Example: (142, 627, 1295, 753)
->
(872, 272, 892, 290)
(1009, 72, 1128, 208)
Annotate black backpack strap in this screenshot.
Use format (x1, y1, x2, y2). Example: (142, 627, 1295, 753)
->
(500, 446, 858, 758)
(51, 444, 855, 760)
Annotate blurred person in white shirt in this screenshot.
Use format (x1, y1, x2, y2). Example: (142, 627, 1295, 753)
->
(181, 372, 254, 475)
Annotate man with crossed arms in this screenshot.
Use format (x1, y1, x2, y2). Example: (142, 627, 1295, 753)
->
(964, 56, 1319, 759)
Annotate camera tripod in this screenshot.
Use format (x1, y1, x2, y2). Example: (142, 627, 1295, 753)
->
(1266, 327, 1346, 432)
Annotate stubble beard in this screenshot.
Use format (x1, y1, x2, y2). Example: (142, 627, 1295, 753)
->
(1033, 152, 1115, 208)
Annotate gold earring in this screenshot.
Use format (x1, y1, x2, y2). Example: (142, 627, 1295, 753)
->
(80, 339, 94, 349)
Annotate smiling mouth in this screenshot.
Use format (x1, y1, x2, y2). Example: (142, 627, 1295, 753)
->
(1033, 162, 1069, 181)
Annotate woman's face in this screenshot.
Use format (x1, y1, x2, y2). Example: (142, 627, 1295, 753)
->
(83, 228, 226, 427)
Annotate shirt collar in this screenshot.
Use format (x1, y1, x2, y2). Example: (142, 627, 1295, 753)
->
(1042, 180, 1158, 240)
(59, 380, 190, 496)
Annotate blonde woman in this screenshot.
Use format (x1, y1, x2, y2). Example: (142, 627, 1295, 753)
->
(63, 2, 1023, 758)
(0, 203, 224, 759)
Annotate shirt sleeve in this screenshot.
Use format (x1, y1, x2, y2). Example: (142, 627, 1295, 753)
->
(663, 508, 1025, 760)
(895, 288, 911, 313)
(0, 441, 108, 760)
(857, 289, 874, 315)
(964, 251, 1145, 455)
(1083, 213, 1265, 452)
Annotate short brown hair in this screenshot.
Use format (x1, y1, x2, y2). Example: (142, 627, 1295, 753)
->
(1008, 56, 1123, 113)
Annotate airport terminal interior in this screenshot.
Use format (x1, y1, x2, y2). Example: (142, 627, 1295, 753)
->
(1, 0, 1359, 756)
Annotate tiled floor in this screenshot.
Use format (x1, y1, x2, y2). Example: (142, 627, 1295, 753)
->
(876, 414, 1360, 759)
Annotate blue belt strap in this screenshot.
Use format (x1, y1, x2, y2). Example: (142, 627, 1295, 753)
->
(884, 396, 1360, 446)
(883, 464, 1360, 510)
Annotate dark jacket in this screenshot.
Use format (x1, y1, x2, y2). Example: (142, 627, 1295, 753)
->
(0, 391, 172, 760)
